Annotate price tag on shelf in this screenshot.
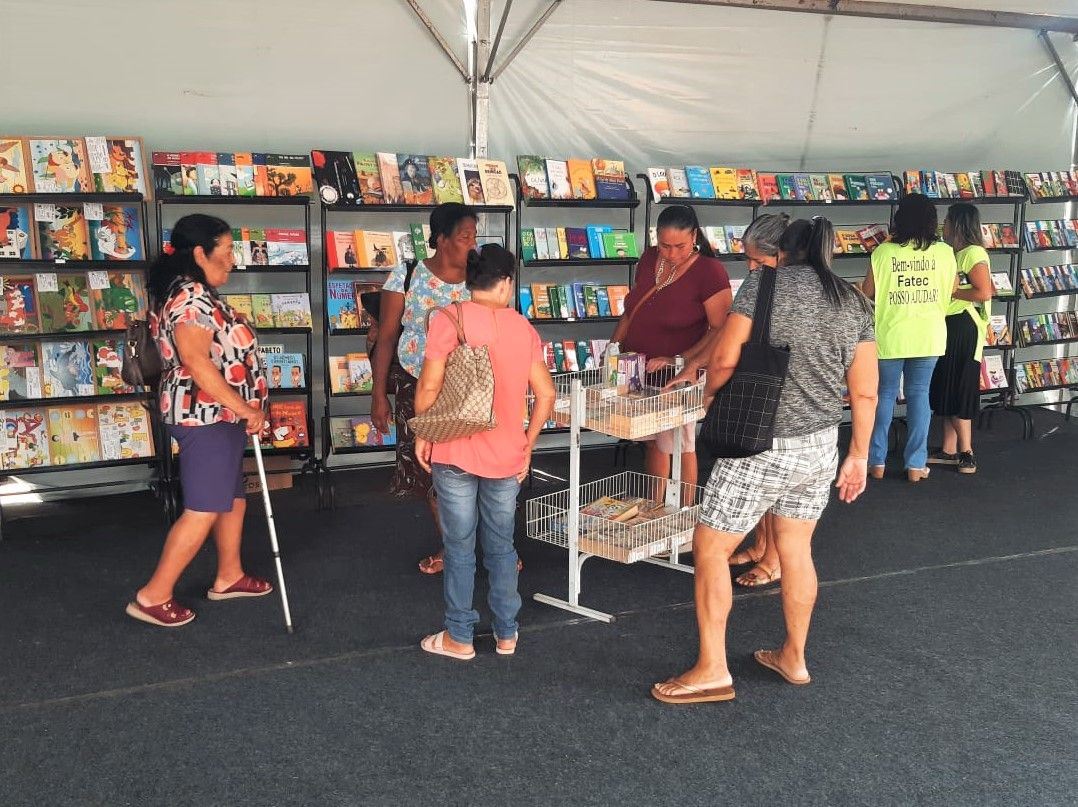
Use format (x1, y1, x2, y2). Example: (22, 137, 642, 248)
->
(34, 204, 58, 222)
(84, 136, 111, 175)
(87, 271, 109, 290)
(36, 273, 59, 293)
(83, 202, 104, 221)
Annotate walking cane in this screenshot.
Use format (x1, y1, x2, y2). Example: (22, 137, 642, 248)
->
(251, 433, 295, 633)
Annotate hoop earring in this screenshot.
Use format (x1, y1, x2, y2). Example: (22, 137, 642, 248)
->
(693, 243, 700, 253)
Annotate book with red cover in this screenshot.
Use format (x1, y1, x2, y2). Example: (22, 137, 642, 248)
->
(268, 400, 309, 448)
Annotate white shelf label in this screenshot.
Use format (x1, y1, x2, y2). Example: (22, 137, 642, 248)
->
(87, 271, 110, 290)
(34, 204, 58, 222)
(36, 273, 59, 292)
(84, 136, 111, 175)
(83, 202, 104, 221)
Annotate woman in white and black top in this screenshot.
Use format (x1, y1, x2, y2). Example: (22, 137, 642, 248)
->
(653, 216, 879, 704)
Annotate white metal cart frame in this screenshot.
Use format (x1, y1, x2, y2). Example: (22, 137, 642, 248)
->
(527, 364, 706, 622)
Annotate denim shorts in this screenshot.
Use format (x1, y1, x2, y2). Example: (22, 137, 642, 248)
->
(168, 422, 247, 513)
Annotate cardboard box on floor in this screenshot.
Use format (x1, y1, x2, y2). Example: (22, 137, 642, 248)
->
(243, 455, 294, 493)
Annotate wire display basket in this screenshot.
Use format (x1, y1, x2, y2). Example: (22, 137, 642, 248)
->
(550, 368, 706, 440)
(526, 471, 703, 565)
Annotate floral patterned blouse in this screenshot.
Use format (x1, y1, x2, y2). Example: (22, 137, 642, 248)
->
(153, 279, 267, 426)
(382, 261, 469, 378)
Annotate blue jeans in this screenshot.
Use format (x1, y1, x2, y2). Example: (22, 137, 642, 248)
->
(870, 357, 938, 470)
(432, 463, 521, 645)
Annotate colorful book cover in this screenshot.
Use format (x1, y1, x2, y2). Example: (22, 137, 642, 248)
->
(837, 231, 866, 253)
(595, 287, 612, 318)
(709, 167, 739, 200)
(88, 205, 142, 261)
(0, 342, 42, 400)
(518, 285, 535, 318)
(551, 340, 566, 371)
(793, 174, 814, 201)
(565, 228, 590, 260)
(904, 171, 921, 195)
(667, 168, 691, 198)
(28, 138, 92, 193)
(566, 159, 597, 200)
(429, 156, 465, 204)
(921, 171, 940, 197)
(352, 282, 378, 329)
(517, 156, 550, 199)
(1, 408, 49, 470)
(327, 415, 356, 448)
(326, 231, 358, 270)
(602, 231, 639, 259)
(554, 228, 569, 259)
(151, 151, 182, 197)
(845, 175, 869, 201)
(265, 154, 313, 197)
(40, 275, 93, 332)
(250, 294, 274, 329)
(409, 223, 429, 261)
(215, 152, 237, 196)
(42, 341, 94, 397)
(233, 152, 256, 197)
(572, 283, 588, 319)
(397, 154, 434, 205)
(531, 284, 552, 319)
(265, 353, 306, 389)
(358, 230, 397, 269)
(737, 169, 760, 201)
(457, 158, 485, 205)
(0, 138, 32, 194)
(97, 401, 153, 459)
(350, 152, 383, 205)
(777, 174, 797, 201)
(91, 338, 133, 395)
(265, 228, 307, 266)
(477, 159, 513, 207)
(0, 205, 34, 259)
(592, 158, 628, 200)
(606, 286, 629, 316)
(546, 285, 563, 319)
(0, 277, 40, 334)
(585, 225, 612, 258)
(809, 174, 832, 202)
(268, 400, 309, 448)
(685, 166, 716, 199)
(980, 170, 996, 197)
(561, 340, 580, 371)
(79, 136, 145, 196)
(91, 272, 146, 329)
(942, 173, 960, 199)
(646, 167, 669, 202)
(194, 151, 219, 195)
(576, 340, 594, 370)
(328, 357, 351, 395)
(955, 173, 974, 199)
(865, 174, 896, 200)
(856, 224, 889, 252)
(725, 225, 747, 254)
(545, 159, 572, 200)
(533, 227, 550, 261)
(560, 284, 577, 318)
(252, 153, 270, 197)
(345, 352, 373, 393)
(350, 416, 395, 446)
(520, 229, 537, 263)
(222, 294, 254, 322)
(755, 173, 779, 203)
(37, 205, 91, 261)
(271, 293, 312, 328)
(969, 172, 984, 198)
(310, 150, 360, 206)
(828, 174, 849, 201)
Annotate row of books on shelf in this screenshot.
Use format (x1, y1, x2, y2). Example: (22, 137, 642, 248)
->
(1024, 171, 1078, 200)
(311, 150, 513, 207)
(326, 280, 379, 331)
(326, 228, 418, 270)
(521, 227, 639, 262)
(222, 293, 312, 329)
(522, 284, 629, 321)
(1017, 312, 1078, 346)
(902, 170, 1025, 199)
(0, 338, 134, 401)
(516, 156, 628, 201)
(0, 272, 146, 335)
(1018, 264, 1078, 297)
(2, 202, 144, 262)
(541, 339, 609, 374)
(328, 416, 397, 449)
(0, 136, 150, 196)
(977, 222, 1021, 250)
(1014, 359, 1078, 392)
(161, 227, 309, 268)
(0, 402, 153, 470)
(328, 353, 372, 395)
(153, 151, 312, 198)
(1024, 220, 1078, 251)
(645, 168, 897, 203)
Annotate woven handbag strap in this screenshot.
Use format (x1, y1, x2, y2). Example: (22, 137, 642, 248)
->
(747, 267, 779, 345)
(425, 301, 468, 345)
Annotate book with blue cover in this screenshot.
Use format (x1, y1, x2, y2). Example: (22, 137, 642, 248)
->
(685, 166, 716, 199)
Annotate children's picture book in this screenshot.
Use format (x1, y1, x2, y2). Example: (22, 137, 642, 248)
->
(865, 173, 897, 201)
(47, 404, 101, 464)
(350, 415, 395, 446)
(249, 294, 274, 329)
(0, 205, 35, 259)
(857, 224, 890, 252)
(580, 495, 646, 522)
(1, 408, 49, 469)
(265, 228, 308, 265)
(234, 152, 256, 197)
(222, 294, 254, 322)
(0, 342, 42, 400)
(326, 279, 359, 330)
(397, 154, 434, 205)
(310, 150, 360, 206)
(777, 174, 797, 201)
(545, 160, 572, 200)
(685, 166, 716, 199)
(592, 158, 628, 200)
(667, 167, 690, 198)
(986, 315, 1011, 347)
(0, 138, 33, 194)
(457, 159, 485, 205)
(328, 415, 357, 449)
(566, 159, 597, 200)
(844, 175, 869, 201)
(517, 155, 550, 199)
(151, 152, 182, 197)
(980, 354, 1008, 391)
(376, 153, 404, 204)
(40, 275, 93, 332)
(477, 159, 514, 207)
(358, 230, 397, 269)
(326, 230, 359, 270)
(28, 138, 92, 193)
(393, 230, 415, 263)
(793, 174, 814, 201)
(755, 173, 779, 203)
(328, 357, 351, 395)
(85, 136, 148, 196)
(737, 168, 760, 200)
(602, 231, 639, 259)
(607, 286, 629, 316)
(271, 293, 312, 328)
(429, 156, 465, 205)
(42, 340, 94, 397)
(808, 174, 832, 202)
(353, 152, 384, 205)
(346, 352, 373, 393)
(97, 401, 154, 460)
(646, 167, 669, 202)
(265, 154, 313, 197)
(265, 353, 306, 389)
(37, 205, 91, 261)
(268, 400, 309, 448)
(89, 205, 143, 261)
(710, 166, 739, 200)
(91, 338, 134, 394)
(0, 277, 40, 334)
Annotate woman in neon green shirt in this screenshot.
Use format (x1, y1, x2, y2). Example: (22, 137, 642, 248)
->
(928, 203, 994, 474)
(861, 194, 957, 481)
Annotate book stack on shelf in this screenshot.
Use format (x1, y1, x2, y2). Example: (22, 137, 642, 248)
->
(0, 401, 154, 470)
(1018, 264, 1078, 297)
(152, 151, 312, 198)
(0, 201, 145, 263)
(1015, 359, 1078, 393)
(540, 339, 609, 374)
(517, 156, 629, 202)
(1023, 219, 1078, 251)
(647, 166, 897, 204)
(902, 169, 1025, 199)
(520, 226, 638, 263)
(977, 223, 1021, 250)
(1016, 312, 1078, 347)
(522, 283, 628, 322)
(324, 228, 418, 270)
(1023, 171, 1078, 201)
(1, 135, 150, 196)
(313, 150, 513, 208)
(220, 293, 312, 331)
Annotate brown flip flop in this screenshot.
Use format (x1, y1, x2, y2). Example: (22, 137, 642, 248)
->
(651, 678, 736, 704)
(753, 649, 811, 685)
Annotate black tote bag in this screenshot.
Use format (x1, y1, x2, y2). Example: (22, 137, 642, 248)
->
(700, 267, 790, 458)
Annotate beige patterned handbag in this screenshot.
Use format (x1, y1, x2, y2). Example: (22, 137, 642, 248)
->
(408, 302, 497, 442)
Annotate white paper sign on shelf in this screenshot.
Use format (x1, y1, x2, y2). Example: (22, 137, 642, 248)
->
(83, 202, 104, 221)
(36, 273, 59, 293)
(84, 136, 112, 175)
(34, 204, 59, 222)
(87, 271, 110, 290)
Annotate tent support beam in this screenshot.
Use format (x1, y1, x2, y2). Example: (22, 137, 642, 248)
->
(648, 0, 1078, 36)
(1039, 30, 1078, 107)
(483, 0, 514, 83)
(405, 0, 470, 82)
(474, 0, 492, 157)
(491, 0, 564, 81)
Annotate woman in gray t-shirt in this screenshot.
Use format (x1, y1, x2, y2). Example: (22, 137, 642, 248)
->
(654, 216, 878, 704)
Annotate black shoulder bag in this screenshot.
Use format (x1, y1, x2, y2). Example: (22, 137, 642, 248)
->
(700, 267, 790, 458)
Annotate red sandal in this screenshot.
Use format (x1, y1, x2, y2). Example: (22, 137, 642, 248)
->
(126, 599, 196, 628)
(207, 574, 273, 601)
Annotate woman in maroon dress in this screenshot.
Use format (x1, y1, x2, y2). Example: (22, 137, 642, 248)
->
(610, 205, 732, 491)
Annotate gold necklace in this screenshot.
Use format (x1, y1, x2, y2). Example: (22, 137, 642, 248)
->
(655, 254, 693, 290)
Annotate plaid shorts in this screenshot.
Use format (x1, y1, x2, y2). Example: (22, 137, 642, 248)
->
(699, 426, 839, 534)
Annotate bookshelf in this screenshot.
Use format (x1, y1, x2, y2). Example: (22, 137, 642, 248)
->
(317, 198, 513, 508)
(155, 194, 320, 514)
(0, 191, 162, 536)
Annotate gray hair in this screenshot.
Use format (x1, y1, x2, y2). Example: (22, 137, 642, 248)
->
(742, 213, 790, 257)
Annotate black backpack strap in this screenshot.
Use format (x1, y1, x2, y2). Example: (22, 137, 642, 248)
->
(403, 259, 418, 293)
(748, 267, 779, 345)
